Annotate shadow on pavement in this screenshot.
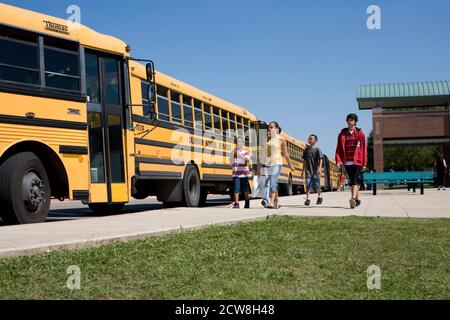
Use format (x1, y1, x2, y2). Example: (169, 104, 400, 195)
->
(281, 205, 352, 210)
(1, 197, 234, 225)
(46, 198, 232, 223)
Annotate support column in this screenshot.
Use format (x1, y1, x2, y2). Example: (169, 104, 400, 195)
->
(374, 139, 384, 172)
(373, 107, 384, 189)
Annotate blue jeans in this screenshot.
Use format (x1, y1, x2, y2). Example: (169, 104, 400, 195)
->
(263, 165, 282, 201)
(306, 177, 321, 192)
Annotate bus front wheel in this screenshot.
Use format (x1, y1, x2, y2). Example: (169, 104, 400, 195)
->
(0, 152, 51, 225)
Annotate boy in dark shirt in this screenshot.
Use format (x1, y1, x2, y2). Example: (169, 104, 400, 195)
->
(302, 134, 324, 206)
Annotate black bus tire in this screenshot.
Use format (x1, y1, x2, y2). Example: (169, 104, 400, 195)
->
(280, 176, 293, 197)
(199, 189, 208, 207)
(182, 165, 201, 207)
(0, 152, 51, 225)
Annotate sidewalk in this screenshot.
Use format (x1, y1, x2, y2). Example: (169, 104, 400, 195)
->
(1, 189, 449, 258)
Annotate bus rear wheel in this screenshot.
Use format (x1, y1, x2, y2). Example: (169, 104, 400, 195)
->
(181, 165, 201, 207)
(281, 176, 293, 197)
(88, 203, 125, 215)
(0, 152, 51, 225)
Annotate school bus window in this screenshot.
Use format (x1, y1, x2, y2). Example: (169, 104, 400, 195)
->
(44, 46, 80, 91)
(86, 52, 101, 103)
(194, 99, 203, 130)
(157, 85, 170, 122)
(170, 91, 182, 125)
(250, 122, 257, 144)
(88, 112, 106, 183)
(229, 113, 237, 136)
(221, 110, 230, 136)
(244, 119, 249, 143)
(0, 35, 39, 85)
(103, 58, 120, 104)
(183, 95, 193, 128)
(236, 116, 243, 137)
(107, 114, 125, 183)
(213, 107, 221, 134)
(141, 81, 151, 115)
(204, 104, 212, 131)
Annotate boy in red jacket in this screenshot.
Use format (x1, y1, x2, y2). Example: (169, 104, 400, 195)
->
(335, 114, 368, 209)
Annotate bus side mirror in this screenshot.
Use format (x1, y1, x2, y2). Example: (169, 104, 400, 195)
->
(147, 83, 156, 117)
(146, 62, 154, 82)
(146, 63, 156, 117)
(259, 121, 268, 130)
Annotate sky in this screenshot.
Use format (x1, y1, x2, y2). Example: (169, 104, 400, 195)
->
(4, 0, 450, 156)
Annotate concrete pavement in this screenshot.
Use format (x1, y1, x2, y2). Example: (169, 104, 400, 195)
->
(0, 189, 449, 258)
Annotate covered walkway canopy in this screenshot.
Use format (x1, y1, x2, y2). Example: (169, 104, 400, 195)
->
(358, 81, 450, 109)
(357, 80, 450, 173)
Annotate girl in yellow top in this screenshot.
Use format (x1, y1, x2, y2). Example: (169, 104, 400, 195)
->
(264, 121, 294, 209)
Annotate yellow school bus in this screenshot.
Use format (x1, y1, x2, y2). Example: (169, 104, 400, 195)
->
(328, 159, 340, 191)
(281, 132, 340, 194)
(0, 3, 259, 223)
(280, 132, 306, 195)
(129, 63, 258, 207)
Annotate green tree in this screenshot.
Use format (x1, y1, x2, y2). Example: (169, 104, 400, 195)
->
(384, 145, 441, 171)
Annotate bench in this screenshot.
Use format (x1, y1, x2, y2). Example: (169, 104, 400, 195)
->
(363, 171, 434, 195)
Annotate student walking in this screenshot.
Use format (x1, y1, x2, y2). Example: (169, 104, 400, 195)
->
(435, 154, 447, 191)
(230, 137, 252, 209)
(335, 114, 368, 209)
(263, 121, 294, 209)
(302, 134, 324, 206)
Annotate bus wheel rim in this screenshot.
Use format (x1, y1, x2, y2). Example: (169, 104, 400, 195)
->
(22, 171, 45, 213)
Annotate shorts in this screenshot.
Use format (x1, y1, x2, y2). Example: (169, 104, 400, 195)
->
(233, 177, 250, 194)
(306, 177, 321, 192)
(345, 165, 363, 187)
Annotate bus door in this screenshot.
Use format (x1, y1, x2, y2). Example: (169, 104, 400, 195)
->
(85, 51, 128, 204)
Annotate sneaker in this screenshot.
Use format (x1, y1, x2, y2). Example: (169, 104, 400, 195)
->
(305, 199, 311, 206)
(244, 200, 250, 209)
(356, 199, 361, 207)
(349, 198, 357, 209)
(261, 200, 269, 208)
(232, 202, 240, 209)
(317, 197, 323, 205)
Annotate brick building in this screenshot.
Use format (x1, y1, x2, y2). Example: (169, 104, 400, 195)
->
(357, 81, 450, 177)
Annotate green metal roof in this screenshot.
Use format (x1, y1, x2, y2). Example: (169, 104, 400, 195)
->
(357, 81, 450, 100)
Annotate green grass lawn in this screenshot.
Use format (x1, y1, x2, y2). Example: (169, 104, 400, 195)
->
(0, 216, 449, 300)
